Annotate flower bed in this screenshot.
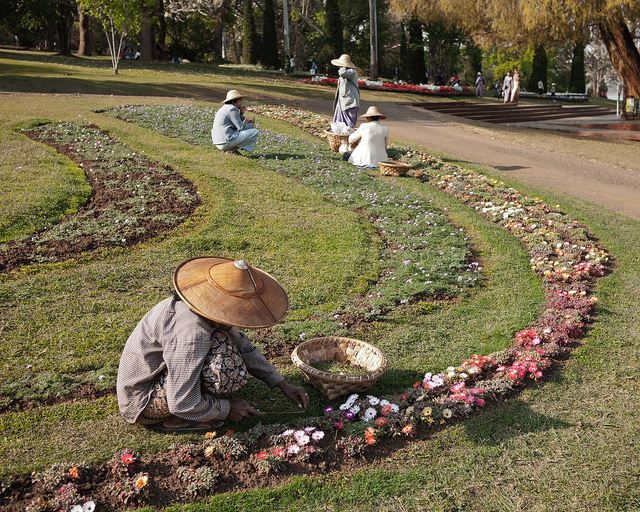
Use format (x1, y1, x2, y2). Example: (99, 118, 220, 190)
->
(3, 105, 609, 510)
(105, 105, 480, 319)
(302, 77, 474, 97)
(0, 123, 200, 272)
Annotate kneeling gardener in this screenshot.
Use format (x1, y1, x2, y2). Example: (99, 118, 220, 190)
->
(117, 257, 308, 432)
(211, 89, 258, 153)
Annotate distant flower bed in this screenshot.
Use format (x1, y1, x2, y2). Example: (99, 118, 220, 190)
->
(302, 76, 474, 97)
(0, 123, 199, 272)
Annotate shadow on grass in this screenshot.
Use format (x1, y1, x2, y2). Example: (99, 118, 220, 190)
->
(462, 397, 572, 446)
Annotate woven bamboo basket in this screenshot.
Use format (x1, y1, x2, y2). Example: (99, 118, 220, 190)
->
(379, 160, 412, 176)
(323, 131, 360, 153)
(291, 336, 388, 399)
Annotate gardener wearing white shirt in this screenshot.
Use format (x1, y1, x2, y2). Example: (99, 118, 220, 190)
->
(348, 106, 389, 168)
(211, 90, 258, 153)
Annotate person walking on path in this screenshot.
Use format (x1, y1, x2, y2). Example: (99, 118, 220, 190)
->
(211, 90, 258, 153)
(475, 72, 486, 97)
(502, 72, 513, 103)
(331, 53, 360, 128)
(537, 79, 545, 95)
(347, 106, 389, 168)
(510, 69, 521, 105)
(117, 257, 308, 432)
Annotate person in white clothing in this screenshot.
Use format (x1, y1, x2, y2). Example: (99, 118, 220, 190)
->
(347, 106, 389, 168)
(502, 72, 512, 103)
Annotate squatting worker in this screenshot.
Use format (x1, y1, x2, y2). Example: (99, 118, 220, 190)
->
(117, 257, 309, 432)
(211, 90, 259, 154)
(348, 106, 389, 168)
(331, 54, 360, 128)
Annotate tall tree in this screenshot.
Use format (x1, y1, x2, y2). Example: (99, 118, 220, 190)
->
(390, 0, 640, 97)
(325, 0, 344, 58)
(407, 15, 426, 83)
(261, 0, 279, 68)
(242, 0, 258, 64)
(568, 42, 585, 93)
(78, 5, 95, 56)
(527, 44, 548, 92)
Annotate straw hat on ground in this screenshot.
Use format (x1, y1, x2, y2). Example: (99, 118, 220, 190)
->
(173, 257, 289, 329)
(361, 106, 386, 120)
(222, 90, 244, 104)
(331, 54, 356, 69)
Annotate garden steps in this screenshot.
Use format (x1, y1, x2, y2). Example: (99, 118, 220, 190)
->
(412, 101, 612, 123)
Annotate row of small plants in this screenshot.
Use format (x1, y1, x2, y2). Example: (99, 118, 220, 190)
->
(0, 123, 199, 272)
(104, 104, 481, 320)
(2, 105, 610, 510)
(302, 77, 474, 97)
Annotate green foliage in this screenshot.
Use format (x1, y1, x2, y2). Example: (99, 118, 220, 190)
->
(261, 0, 279, 69)
(568, 42, 586, 93)
(242, 0, 258, 65)
(325, 0, 344, 60)
(78, 0, 143, 36)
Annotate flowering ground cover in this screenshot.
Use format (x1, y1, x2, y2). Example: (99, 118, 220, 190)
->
(302, 77, 474, 97)
(0, 61, 637, 510)
(0, 123, 200, 272)
(0, 103, 611, 509)
(104, 104, 480, 320)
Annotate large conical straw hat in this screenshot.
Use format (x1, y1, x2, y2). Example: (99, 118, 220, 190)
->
(331, 54, 356, 69)
(174, 257, 289, 329)
(222, 89, 244, 104)
(360, 105, 386, 119)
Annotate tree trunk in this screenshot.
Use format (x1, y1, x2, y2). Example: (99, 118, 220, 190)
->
(140, 15, 156, 61)
(78, 6, 94, 56)
(368, 0, 378, 80)
(56, 18, 71, 55)
(157, 0, 167, 47)
(599, 13, 640, 97)
(46, 21, 57, 51)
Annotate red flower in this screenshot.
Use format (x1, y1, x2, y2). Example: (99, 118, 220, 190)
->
(120, 451, 135, 465)
(375, 417, 388, 428)
(257, 451, 268, 460)
(335, 420, 344, 430)
(402, 424, 415, 436)
(69, 467, 80, 479)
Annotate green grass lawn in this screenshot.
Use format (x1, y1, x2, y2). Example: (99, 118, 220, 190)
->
(0, 51, 638, 511)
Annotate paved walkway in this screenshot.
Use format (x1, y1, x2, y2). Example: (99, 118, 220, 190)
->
(288, 97, 640, 220)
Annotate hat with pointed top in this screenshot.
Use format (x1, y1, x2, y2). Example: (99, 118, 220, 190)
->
(173, 257, 289, 329)
(331, 54, 356, 69)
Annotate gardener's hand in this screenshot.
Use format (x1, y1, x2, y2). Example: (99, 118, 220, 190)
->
(278, 381, 309, 409)
(227, 398, 263, 421)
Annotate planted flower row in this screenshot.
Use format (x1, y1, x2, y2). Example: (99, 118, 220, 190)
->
(9, 105, 610, 510)
(0, 123, 199, 272)
(302, 77, 474, 97)
(105, 105, 480, 320)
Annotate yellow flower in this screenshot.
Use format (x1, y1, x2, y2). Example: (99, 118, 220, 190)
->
(204, 446, 215, 458)
(421, 407, 432, 417)
(135, 475, 149, 490)
(204, 431, 217, 440)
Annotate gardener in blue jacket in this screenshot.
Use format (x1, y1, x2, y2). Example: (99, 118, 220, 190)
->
(211, 90, 258, 153)
(331, 54, 360, 128)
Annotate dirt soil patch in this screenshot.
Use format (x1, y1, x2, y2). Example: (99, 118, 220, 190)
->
(0, 123, 200, 272)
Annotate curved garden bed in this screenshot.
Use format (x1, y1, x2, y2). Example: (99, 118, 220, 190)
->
(0, 123, 200, 272)
(0, 105, 610, 510)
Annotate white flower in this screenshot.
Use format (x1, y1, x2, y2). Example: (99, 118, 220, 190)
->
(349, 405, 360, 414)
(287, 444, 301, 455)
(363, 407, 377, 421)
(282, 429, 294, 436)
(345, 394, 359, 406)
(390, 404, 400, 413)
(311, 431, 325, 441)
(83, 501, 96, 512)
(304, 426, 316, 433)
(442, 408, 453, 419)
(367, 396, 380, 406)
(71, 506, 83, 512)
(339, 403, 349, 411)
(296, 434, 310, 446)
(379, 399, 390, 407)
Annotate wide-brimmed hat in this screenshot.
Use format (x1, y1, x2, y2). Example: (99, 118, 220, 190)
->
(222, 90, 244, 104)
(361, 106, 386, 119)
(173, 257, 289, 329)
(331, 54, 356, 69)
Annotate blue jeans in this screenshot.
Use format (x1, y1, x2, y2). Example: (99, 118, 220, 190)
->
(213, 127, 259, 152)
